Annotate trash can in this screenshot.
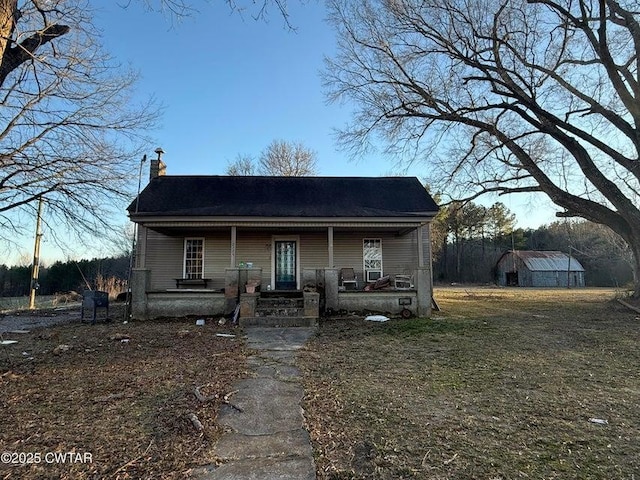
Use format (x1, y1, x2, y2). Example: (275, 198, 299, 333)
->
(81, 290, 109, 324)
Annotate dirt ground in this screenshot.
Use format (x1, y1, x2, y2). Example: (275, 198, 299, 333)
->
(299, 287, 640, 479)
(0, 304, 248, 479)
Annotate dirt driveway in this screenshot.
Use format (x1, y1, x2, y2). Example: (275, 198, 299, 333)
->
(0, 302, 124, 335)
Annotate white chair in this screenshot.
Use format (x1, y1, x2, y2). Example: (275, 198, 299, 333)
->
(394, 274, 414, 290)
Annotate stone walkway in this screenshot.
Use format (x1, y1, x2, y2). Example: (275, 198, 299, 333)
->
(194, 327, 317, 480)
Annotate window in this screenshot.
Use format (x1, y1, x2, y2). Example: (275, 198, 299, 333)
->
(184, 238, 204, 279)
(363, 238, 382, 282)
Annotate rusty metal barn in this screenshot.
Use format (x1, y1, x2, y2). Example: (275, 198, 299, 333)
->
(496, 250, 586, 288)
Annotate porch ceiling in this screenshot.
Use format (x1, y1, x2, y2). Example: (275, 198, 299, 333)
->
(139, 218, 428, 236)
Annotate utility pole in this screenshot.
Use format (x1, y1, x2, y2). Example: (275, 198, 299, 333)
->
(29, 197, 44, 310)
(124, 153, 148, 322)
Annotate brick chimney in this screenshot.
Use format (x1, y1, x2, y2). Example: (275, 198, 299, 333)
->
(149, 147, 166, 181)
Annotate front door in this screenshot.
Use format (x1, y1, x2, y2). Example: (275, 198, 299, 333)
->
(275, 240, 297, 290)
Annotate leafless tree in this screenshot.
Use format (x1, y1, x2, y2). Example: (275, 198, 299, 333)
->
(326, 0, 640, 297)
(0, 1, 157, 247)
(226, 154, 258, 175)
(136, 0, 298, 28)
(259, 139, 318, 176)
(226, 140, 318, 176)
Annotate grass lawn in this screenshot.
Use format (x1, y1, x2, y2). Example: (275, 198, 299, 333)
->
(0, 308, 247, 479)
(299, 287, 640, 479)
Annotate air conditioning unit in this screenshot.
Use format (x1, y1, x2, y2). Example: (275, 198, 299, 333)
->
(366, 270, 382, 282)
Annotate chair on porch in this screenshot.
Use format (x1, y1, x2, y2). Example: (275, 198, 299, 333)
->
(340, 268, 358, 290)
(394, 273, 414, 290)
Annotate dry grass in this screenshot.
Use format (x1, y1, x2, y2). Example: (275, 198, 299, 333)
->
(0, 307, 248, 479)
(299, 287, 640, 479)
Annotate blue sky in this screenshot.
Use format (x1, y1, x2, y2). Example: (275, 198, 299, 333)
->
(95, 0, 382, 177)
(5, 1, 558, 265)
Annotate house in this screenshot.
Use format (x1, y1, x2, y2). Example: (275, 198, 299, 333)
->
(128, 158, 439, 323)
(496, 250, 586, 288)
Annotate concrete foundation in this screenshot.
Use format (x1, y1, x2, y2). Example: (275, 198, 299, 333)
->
(338, 291, 417, 316)
(240, 292, 259, 317)
(324, 268, 339, 311)
(303, 292, 319, 318)
(144, 291, 227, 319)
(132, 266, 432, 321)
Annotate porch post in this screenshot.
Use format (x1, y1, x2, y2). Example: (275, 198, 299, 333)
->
(417, 225, 425, 267)
(328, 226, 334, 268)
(230, 226, 237, 267)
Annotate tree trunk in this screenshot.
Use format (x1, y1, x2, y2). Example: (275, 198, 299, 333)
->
(630, 241, 640, 298)
(0, 0, 17, 62)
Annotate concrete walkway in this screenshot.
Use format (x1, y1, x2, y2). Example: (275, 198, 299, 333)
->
(194, 327, 317, 480)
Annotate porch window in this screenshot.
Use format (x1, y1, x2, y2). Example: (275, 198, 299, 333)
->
(363, 238, 382, 282)
(184, 238, 204, 279)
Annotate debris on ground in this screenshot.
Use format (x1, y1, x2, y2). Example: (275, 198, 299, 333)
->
(1, 307, 247, 479)
(109, 333, 130, 341)
(364, 315, 390, 322)
(588, 417, 609, 425)
(53, 344, 71, 355)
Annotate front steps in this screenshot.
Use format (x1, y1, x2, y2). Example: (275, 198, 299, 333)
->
(239, 291, 318, 327)
(240, 316, 317, 327)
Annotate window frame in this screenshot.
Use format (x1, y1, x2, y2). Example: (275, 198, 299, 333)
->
(183, 237, 205, 279)
(363, 238, 383, 282)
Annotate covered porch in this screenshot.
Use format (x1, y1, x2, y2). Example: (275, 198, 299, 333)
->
(130, 215, 435, 322)
(131, 265, 431, 322)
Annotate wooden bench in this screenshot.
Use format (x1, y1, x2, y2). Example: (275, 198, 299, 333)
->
(174, 278, 211, 289)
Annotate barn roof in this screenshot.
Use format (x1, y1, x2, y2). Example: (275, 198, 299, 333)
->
(510, 250, 585, 272)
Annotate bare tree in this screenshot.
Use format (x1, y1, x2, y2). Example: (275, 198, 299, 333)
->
(259, 139, 318, 176)
(226, 154, 258, 175)
(135, 0, 299, 28)
(327, 0, 640, 297)
(0, 1, 157, 246)
(226, 140, 319, 176)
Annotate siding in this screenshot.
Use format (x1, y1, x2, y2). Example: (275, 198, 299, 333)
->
(146, 230, 183, 290)
(236, 232, 272, 287)
(145, 227, 430, 290)
(204, 233, 232, 289)
(334, 230, 428, 283)
(145, 230, 230, 290)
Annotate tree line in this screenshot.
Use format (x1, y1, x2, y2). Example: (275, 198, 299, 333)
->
(432, 202, 634, 287)
(0, 256, 129, 298)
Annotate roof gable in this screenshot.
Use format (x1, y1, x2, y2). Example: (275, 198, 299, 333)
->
(129, 176, 439, 218)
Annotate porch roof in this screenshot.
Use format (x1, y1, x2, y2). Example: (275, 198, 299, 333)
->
(128, 176, 439, 220)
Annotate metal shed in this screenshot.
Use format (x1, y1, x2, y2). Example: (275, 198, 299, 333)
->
(496, 250, 586, 287)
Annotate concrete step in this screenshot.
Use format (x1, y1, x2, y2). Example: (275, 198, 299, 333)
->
(257, 298, 304, 308)
(240, 316, 318, 328)
(255, 307, 304, 318)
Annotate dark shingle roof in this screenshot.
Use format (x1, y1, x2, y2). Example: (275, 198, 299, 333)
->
(129, 176, 438, 218)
